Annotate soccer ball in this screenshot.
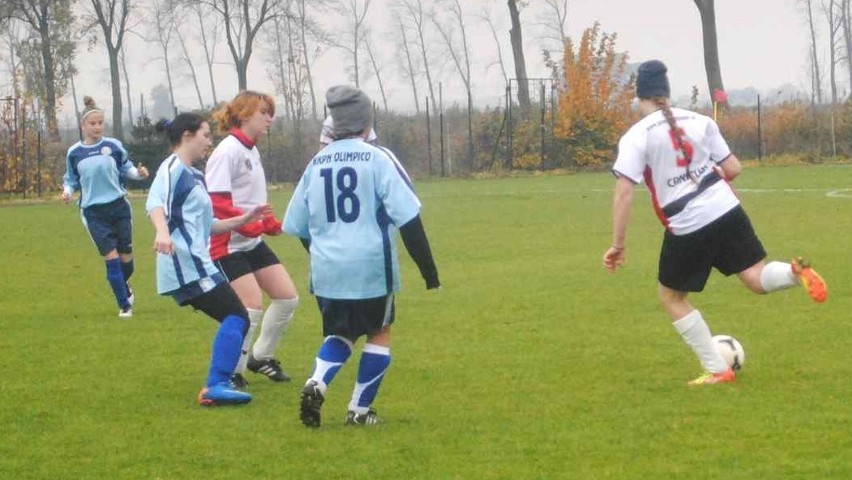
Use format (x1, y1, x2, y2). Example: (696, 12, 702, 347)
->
(713, 335, 745, 371)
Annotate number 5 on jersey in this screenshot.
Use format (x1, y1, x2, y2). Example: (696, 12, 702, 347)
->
(667, 128, 694, 167)
(320, 167, 360, 223)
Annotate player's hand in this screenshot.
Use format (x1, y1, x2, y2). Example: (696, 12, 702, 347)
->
(154, 232, 174, 255)
(262, 215, 282, 236)
(245, 204, 272, 224)
(137, 163, 150, 179)
(602, 246, 625, 272)
(60, 191, 73, 204)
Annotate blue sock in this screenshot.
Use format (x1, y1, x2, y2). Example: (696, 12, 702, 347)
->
(308, 335, 353, 388)
(207, 315, 247, 388)
(105, 258, 129, 309)
(348, 344, 391, 413)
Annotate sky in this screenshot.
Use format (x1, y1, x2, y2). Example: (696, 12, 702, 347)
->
(38, 0, 816, 127)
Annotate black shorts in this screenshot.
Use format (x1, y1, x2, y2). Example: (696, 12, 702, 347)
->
(82, 197, 133, 256)
(316, 295, 395, 340)
(182, 282, 249, 330)
(659, 205, 766, 292)
(215, 241, 280, 281)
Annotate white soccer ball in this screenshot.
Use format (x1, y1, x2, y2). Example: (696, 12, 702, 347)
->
(713, 335, 745, 371)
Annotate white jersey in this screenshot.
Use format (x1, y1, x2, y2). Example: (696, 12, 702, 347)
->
(613, 107, 739, 235)
(320, 115, 377, 145)
(205, 133, 268, 255)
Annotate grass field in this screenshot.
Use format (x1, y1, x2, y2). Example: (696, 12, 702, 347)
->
(1, 164, 850, 479)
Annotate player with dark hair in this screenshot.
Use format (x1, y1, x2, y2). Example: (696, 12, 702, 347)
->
(602, 60, 828, 385)
(207, 91, 300, 387)
(284, 85, 440, 427)
(147, 113, 270, 406)
(62, 96, 149, 318)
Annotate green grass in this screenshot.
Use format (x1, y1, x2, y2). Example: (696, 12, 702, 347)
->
(1, 164, 850, 479)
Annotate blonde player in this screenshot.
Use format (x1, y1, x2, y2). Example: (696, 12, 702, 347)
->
(207, 91, 299, 386)
(602, 60, 827, 385)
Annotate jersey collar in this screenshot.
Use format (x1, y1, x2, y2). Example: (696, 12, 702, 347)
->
(229, 128, 256, 149)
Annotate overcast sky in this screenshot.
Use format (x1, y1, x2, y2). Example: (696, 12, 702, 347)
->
(53, 0, 814, 126)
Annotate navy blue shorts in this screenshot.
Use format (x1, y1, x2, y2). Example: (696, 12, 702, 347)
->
(82, 197, 133, 256)
(658, 205, 766, 292)
(316, 294, 395, 340)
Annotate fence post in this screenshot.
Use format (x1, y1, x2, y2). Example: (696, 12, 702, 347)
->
(439, 82, 445, 177)
(540, 81, 546, 168)
(757, 94, 762, 161)
(507, 84, 513, 169)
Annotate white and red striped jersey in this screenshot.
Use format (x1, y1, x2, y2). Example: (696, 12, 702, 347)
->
(613, 107, 739, 235)
(205, 130, 269, 259)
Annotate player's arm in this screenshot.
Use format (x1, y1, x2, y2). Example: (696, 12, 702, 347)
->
(212, 204, 273, 234)
(61, 153, 79, 202)
(282, 174, 312, 252)
(715, 154, 742, 181)
(399, 215, 440, 289)
(707, 119, 740, 181)
(148, 207, 174, 255)
(117, 142, 149, 180)
(603, 175, 635, 272)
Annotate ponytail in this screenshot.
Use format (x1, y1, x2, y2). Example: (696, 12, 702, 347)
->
(654, 97, 694, 174)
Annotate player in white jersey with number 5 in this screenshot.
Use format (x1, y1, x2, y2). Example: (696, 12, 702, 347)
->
(206, 91, 299, 388)
(602, 60, 828, 385)
(284, 85, 440, 427)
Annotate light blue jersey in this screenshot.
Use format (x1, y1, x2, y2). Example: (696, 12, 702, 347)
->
(146, 155, 225, 301)
(283, 139, 421, 299)
(64, 137, 135, 208)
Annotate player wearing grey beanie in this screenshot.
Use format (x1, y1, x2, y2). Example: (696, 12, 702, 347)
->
(326, 85, 373, 140)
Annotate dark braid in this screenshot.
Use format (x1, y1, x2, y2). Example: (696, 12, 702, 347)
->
(654, 97, 694, 170)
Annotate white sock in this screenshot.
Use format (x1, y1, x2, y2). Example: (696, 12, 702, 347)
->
(759, 261, 797, 292)
(672, 310, 728, 373)
(234, 308, 262, 374)
(253, 297, 299, 360)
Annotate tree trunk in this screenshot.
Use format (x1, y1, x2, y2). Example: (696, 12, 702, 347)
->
(37, 17, 60, 142)
(108, 46, 124, 140)
(842, 0, 852, 99)
(398, 21, 420, 114)
(119, 47, 133, 128)
(298, 1, 318, 120)
(507, 0, 531, 110)
(176, 27, 205, 110)
(195, 5, 218, 105)
(237, 59, 248, 91)
(694, 0, 726, 103)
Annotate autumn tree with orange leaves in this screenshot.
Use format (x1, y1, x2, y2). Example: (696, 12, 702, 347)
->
(550, 22, 635, 167)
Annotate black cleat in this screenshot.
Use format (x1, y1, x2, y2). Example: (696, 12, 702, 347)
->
(247, 355, 291, 382)
(345, 408, 380, 426)
(230, 373, 249, 390)
(299, 380, 324, 428)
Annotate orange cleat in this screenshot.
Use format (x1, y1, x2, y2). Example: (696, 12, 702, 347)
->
(688, 368, 735, 386)
(791, 257, 828, 303)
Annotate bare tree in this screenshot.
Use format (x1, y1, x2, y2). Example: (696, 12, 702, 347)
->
(804, 0, 823, 104)
(6, 0, 76, 141)
(395, 14, 420, 113)
(507, 0, 531, 110)
(840, 0, 852, 97)
(477, 2, 509, 86)
(119, 44, 134, 126)
(329, 0, 371, 87)
(173, 9, 207, 110)
(433, 0, 473, 164)
(86, 0, 133, 140)
(192, 2, 221, 105)
(694, 0, 726, 104)
(268, 12, 300, 121)
(294, 0, 326, 120)
(149, 0, 177, 115)
(824, 0, 843, 105)
(394, 0, 437, 113)
(364, 32, 388, 113)
(203, 0, 284, 91)
(536, 0, 569, 57)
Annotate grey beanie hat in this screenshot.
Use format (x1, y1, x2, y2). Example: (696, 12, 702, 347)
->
(636, 60, 670, 99)
(326, 85, 372, 137)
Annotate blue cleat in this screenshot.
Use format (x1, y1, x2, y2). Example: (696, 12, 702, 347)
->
(197, 382, 253, 407)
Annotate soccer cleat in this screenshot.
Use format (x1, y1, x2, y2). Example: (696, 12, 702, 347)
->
(687, 368, 735, 386)
(299, 380, 324, 428)
(791, 257, 828, 303)
(197, 382, 253, 406)
(118, 306, 132, 318)
(126, 283, 134, 306)
(345, 408, 381, 426)
(247, 355, 291, 382)
(229, 373, 249, 391)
